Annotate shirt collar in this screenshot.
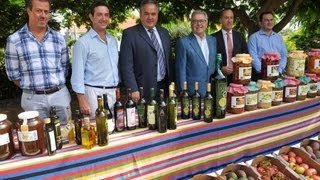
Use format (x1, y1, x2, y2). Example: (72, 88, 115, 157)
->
(20, 24, 52, 34)
(222, 29, 232, 35)
(258, 29, 276, 36)
(89, 28, 110, 39)
(193, 33, 207, 41)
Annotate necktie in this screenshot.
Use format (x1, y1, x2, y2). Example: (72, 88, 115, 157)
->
(226, 32, 233, 68)
(148, 29, 166, 77)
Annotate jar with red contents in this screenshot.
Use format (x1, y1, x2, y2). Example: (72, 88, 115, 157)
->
(257, 80, 274, 109)
(305, 73, 320, 98)
(232, 54, 253, 85)
(245, 81, 260, 111)
(297, 75, 310, 100)
(227, 83, 248, 114)
(261, 52, 280, 81)
(307, 49, 320, 75)
(0, 114, 15, 161)
(272, 78, 285, 106)
(286, 51, 307, 77)
(283, 76, 301, 103)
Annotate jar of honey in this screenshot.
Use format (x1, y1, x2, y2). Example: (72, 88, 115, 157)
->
(297, 75, 310, 100)
(227, 83, 248, 114)
(0, 114, 15, 161)
(261, 52, 280, 81)
(286, 51, 307, 77)
(305, 73, 320, 98)
(283, 76, 300, 103)
(257, 80, 274, 109)
(307, 49, 320, 75)
(17, 111, 45, 156)
(245, 81, 260, 111)
(272, 78, 285, 106)
(232, 54, 253, 85)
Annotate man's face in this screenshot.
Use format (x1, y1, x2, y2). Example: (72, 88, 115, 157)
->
(220, 9, 234, 32)
(259, 13, 274, 32)
(140, 3, 158, 29)
(191, 13, 208, 37)
(27, 0, 50, 29)
(89, 6, 110, 32)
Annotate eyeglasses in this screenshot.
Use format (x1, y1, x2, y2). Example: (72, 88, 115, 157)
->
(192, 19, 207, 24)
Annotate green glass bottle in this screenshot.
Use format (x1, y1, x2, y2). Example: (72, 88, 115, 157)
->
(49, 106, 62, 149)
(180, 81, 190, 119)
(192, 82, 201, 120)
(168, 84, 177, 129)
(204, 83, 214, 122)
(74, 110, 83, 145)
(137, 87, 147, 128)
(157, 89, 167, 133)
(103, 94, 114, 135)
(147, 88, 158, 130)
(125, 88, 137, 130)
(95, 95, 108, 146)
(44, 118, 56, 156)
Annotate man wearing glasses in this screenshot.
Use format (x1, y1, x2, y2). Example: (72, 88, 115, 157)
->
(175, 10, 217, 97)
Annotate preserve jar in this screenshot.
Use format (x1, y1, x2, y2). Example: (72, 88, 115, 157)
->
(272, 78, 285, 106)
(297, 75, 310, 100)
(286, 50, 307, 77)
(283, 76, 300, 103)
(17, 111, 45, 156)
(318, 75, 320, 96)
(0, 114, 15, 161)
(227, 83, 248, 114)
(257, 80, 274, 109)
(261, 52, 280, 81)
(245, 81, 260, 111)
(305, 73, 320, 98)
(307, 49, 320, 75)
(232, 54, 253, 85)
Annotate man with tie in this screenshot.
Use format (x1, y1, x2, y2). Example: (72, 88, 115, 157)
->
(119, 0, 171, 101)
(175, 10, 217, 97)
(212, 8, 248, 82)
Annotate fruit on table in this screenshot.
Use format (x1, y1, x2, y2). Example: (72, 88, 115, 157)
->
(224, 169, 255, 180)
(302, 141, 320, 163)
(253, 159, 288, 179)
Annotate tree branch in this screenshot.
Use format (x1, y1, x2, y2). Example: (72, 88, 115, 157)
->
(274, 0, 303, 32)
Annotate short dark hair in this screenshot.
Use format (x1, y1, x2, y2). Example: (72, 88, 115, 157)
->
(259, 11, 273, 22)
(220, 8, 234, 18)
(25, 0, 51, 10)
(89, 1, 110, 16)
(139, 0, 159, 11)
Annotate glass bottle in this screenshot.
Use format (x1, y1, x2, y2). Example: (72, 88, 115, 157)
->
(0, 114, 15, 160)
(50, 106, 63, 149)
(168, 85, 177, 129)
(192, 82, 201, 120)
(137, 87, 147, 128)
(74, 110, 83, 145)
(44, 118, 56, 156)
(63, 109, 75, 144)
(204, 83, 214, 123)
(147, 88, 158, 130)
(95, 95, 108, 146)
(114, 88, 125, 132)
(103, 94, 115, 134)
(157, 89, 167, 133)
(125, 88, 137, 130)
(180, 81, 190, 119)
(81, 117, 95, 149)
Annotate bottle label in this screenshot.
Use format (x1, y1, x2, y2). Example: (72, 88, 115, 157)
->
(55, 123, 62, 145)
(204, 99, 212, 118)
(238, 67, 252, 80)
(216, 82, 227, 109)
(298, 84, 309, 95)
(137, 105, 146, 122)
(258, 92, 272, 103)
(267, 64, 279, 77)
(317, 82, 320, 91)
(245, 93, 258, 105)
(0, 133, 10, 146)
(272, 90, 283, 101)
(18, 130, 38, 142)
(293, 59, 305, 72)
(48, 130, 56, 151)
(192, 99, 200, 116)
(147, 105, 156, 124)
(126, 107, 136, 127)
(231, 96, 245, 108)
(285, 86, 297, 97)
(182, 98, 190, 115)
(107, 118, 115, 133)
(314, 59, 320, 69)
(309, 83, 317, 93)
(115, 109, 125, 128)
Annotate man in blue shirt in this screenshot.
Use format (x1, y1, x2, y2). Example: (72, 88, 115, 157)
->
(248, 11, 287, 80)
(5, 0, 71, 122)
(71, 2, 119, 118)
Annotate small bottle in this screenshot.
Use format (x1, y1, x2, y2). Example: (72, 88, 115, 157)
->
(192, 82, 201, 120)
(44, 118, 56, 156)
(95, 95, 108, 146)
(74, 110, 83, 145)
(81, 117, 95, 149)
(157, 89, 167, 133)
(114, 88, 125, 132)
(125, 88, 137, 130)
(168, 85, 177, 129)
(63, 109, 75, 144)
(147, 88, 158, 130)
(204, 83, 213, 123)
(137, 87, 147, 128)
(0, 114, 15, 160)
(50, 106, 63, 149)
(103, 94, 115, 134)
(180, 81, 190, 119)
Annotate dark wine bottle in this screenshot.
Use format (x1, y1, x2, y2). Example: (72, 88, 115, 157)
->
(180, 81, 190, 119)
(103, 94, 115, 134)
(147, 88, 157, 130)
(137, 87, 147, 128)
(44, 118, 56, 156)
(204, 83, 213, 122)
(157, 89, 167, 133)
(192, 82, 201, 120)
(168, 84, 177, 129)
(125, 88, 137, 130)
(114, 88, 125, 132)
(74, 110, 83, 145)
(96, 95, 108, 146)
(49, 106, 62, 149)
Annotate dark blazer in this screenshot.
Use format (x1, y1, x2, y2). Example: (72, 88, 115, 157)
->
(119, 24, 171, 100)
(175, 33, 217, 97)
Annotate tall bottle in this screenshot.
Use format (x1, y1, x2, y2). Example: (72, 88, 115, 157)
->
(180, 81, 190, 119)
(211, 53, 227, 118)
(147, 88, 158, 130)
(103, 94, 115, 134)
(50, 106, 63, 149)
(125, 88, 137, 130)
(81, 117, 95, 149)
(137, 87, 147, 128)
(192, 82, 201, 120)
(95, 95, 108, 146)
(114, 88, 125, 132)
(157, 89, 167, 133)
(44, 118, 56, 156)
(74, 110, 83, 145)
(168, 85, 177, 129)
(204, 83, 214, 122)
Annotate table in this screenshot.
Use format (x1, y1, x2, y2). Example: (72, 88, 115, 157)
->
(1, 97, 319, 180)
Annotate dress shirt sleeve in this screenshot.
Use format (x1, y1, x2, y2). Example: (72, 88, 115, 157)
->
(175, 38, 187, 94)
(248, 34, 261, 73)
(71, 40, 87, 94)
(278, 36, 288, 73)
(5, 36, 20, 82)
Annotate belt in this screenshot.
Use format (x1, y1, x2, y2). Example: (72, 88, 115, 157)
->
(24, 85, 65, 95)
(85, 84, 118, 89)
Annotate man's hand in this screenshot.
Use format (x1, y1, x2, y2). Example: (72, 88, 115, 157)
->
(77, 93, 91, 115)
(221, 66, 233, 75)
(131, 91, 140, 103)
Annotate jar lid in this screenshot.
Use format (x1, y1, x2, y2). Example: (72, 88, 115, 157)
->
(18, 111, 39, 120)
(311, 49, 320, 52)
(299, 75, 311, 84)
(0, 114, 7, 121)
(232, 54, 253, 63)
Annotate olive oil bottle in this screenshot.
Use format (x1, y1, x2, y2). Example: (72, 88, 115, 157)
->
(81, 117, 96, 149)
(49, 106, 62, 149)
(44, 118, 56, 155)
(95, 95, 108, 146)
(157, 89, 167, 133)
(168, 84, 177, 129)
(204, 83, 213, 122)
(180, 81, 190, 119)
(192, 82, 201, 120)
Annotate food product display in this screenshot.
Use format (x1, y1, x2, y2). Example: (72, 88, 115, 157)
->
(245, 81, 260, 111)
(283, 76, 300, 103)
(227, 83, 248, 114)
(286, 50, 307, 77)
(305, 73, 320, 98)
(307, 49, 320, 75)
(221, 164, 258, 180)
(0, 114, 15, 161)
(232, 54, 253, 85)
(297, 75, 310, 100)
(300, 139, 320, 163)
(272, 78, 285, 106)
(261, 52, 280, 81)
(257, 80, 274, 109)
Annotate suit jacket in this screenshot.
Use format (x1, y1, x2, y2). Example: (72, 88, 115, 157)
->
(175, 33, 217, 97)
(119, 24, 171, 100)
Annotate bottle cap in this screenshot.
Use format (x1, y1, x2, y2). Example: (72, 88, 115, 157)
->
(0, 114, 7, 121)
(18, 111, 39, 120)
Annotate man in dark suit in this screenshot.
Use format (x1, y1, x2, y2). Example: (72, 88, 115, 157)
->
(212, 8, 248, 82)
(119, 0, 171, 102)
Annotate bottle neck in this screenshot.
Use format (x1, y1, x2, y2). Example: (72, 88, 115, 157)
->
(116, 89, 121, 101)
(97, 98, 103, 109)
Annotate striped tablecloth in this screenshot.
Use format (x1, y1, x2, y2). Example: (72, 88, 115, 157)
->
(0, 97, 319, 180)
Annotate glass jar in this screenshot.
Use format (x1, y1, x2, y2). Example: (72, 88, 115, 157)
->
(297, 75, 310, 100)
(286, 50, 307, 77)
(272, 78, 285, 106)
(227, 83, 248, 114)
(0, 114, 15, 161)
(283, 76, 300, 103)
(245, 81, 260, 111)
(317, 75, 320, 96)
(307, 49, 320, 75)
(305, 73, 320, 98)
(17, 111, 45, 156)
(257, 80, 274, 109)
(232, 54, 253, 85)
(261, 52, 280, 81)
